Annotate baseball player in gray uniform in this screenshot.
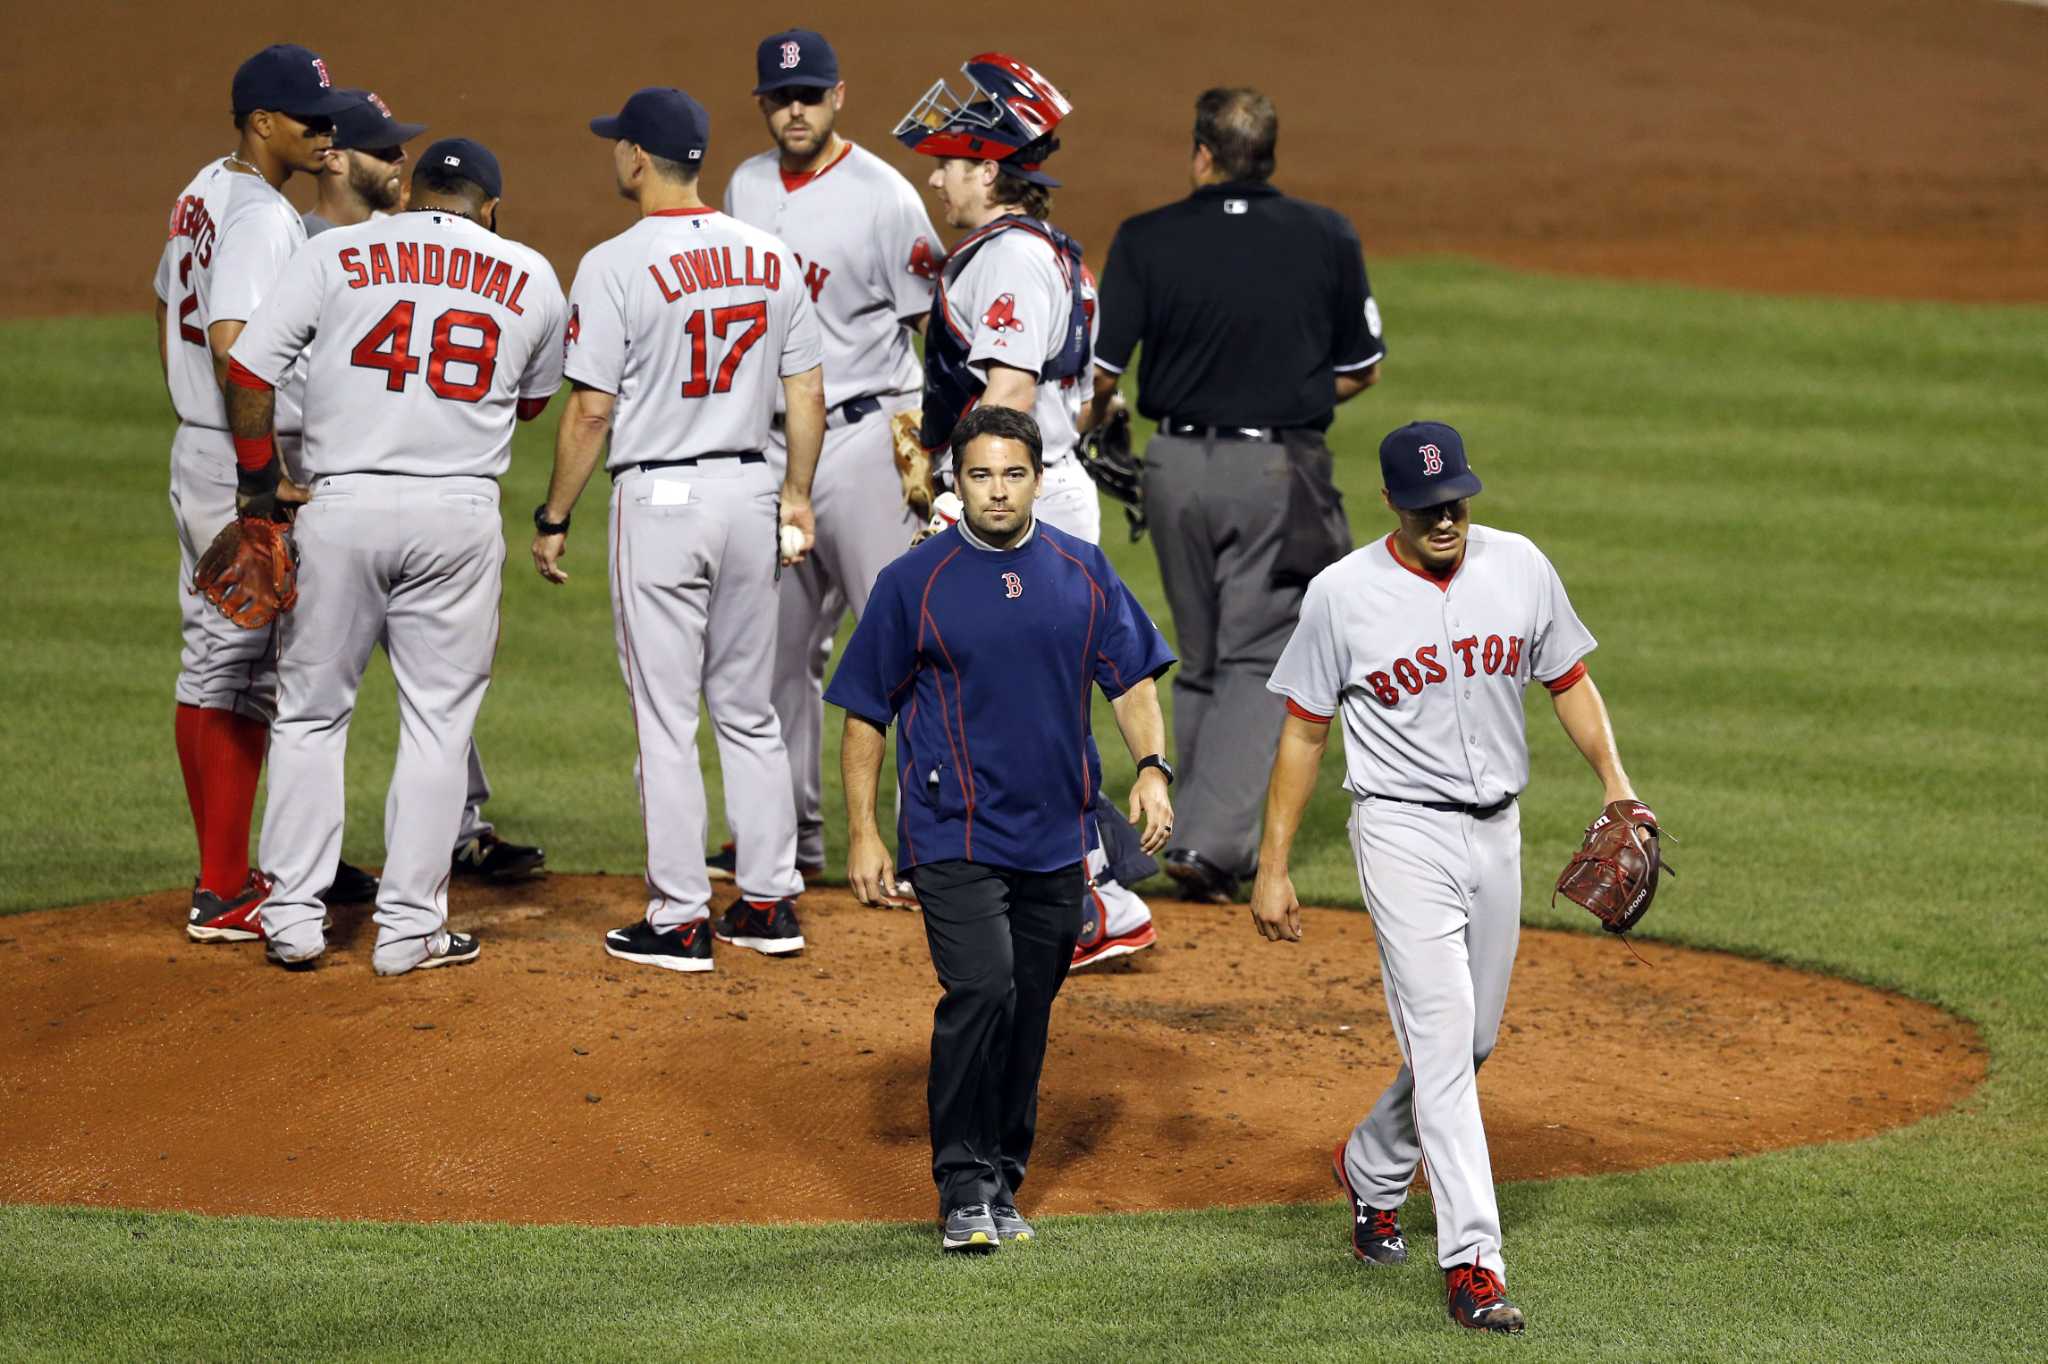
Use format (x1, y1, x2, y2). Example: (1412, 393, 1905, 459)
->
(717, 28, 942, 880)
(226, 138, 568, 973)
(156, 44, 377, 945)
(532, 88, 826, 973)
(896, 54, 1158, 968)
(299, 88, 548, 886)
(1250, 421, 1648, 1335)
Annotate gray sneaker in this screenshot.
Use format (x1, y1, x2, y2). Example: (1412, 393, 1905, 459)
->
(991, 1204, 1034, 1244)
(941, 1204, 999, 1253)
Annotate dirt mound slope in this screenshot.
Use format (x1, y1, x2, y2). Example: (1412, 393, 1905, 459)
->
(0, 877, 1984, 1225)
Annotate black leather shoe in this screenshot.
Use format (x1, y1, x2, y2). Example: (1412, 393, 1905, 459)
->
(1163, 848, 1239, 904)
(322, 859, 380, 905)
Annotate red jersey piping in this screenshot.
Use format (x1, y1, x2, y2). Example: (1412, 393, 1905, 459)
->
(1382, 532, 1464, 592)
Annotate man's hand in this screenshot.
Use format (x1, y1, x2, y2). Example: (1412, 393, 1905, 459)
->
(848, 827, 916, 909)
(532, 531, 569, 585)
(278, 476, 311, 507)
(779, 489, 816, 566)
(1247, 865, 1303, 943)
(1126, 768, 1174, 855)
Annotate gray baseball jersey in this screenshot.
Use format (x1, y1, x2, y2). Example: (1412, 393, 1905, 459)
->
(723, 142, 937, 408)
(565, 209, 822, 469)
(1266, 526, 1596, 806)
(1269, 523, 1596, 1282)
(946, 227, 1097, 465)
(231, 212, 567, 478)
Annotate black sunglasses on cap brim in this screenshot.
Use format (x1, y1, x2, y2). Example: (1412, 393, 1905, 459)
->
(764, 86, 832, 108)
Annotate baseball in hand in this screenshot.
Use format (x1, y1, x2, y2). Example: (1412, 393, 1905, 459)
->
(780, 525, 806, 559)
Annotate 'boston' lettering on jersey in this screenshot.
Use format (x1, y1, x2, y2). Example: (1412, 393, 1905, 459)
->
(336, 242, 532, 315)
(1365, 634, 1525, 707)
(648, 246, 783, 303)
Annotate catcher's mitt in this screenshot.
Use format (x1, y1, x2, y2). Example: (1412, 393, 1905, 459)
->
(1553, 799, 1669, 934)
(194, 516, 299, 629)
(1076, 406, 1148, 541)
(890, 409, 935, 521)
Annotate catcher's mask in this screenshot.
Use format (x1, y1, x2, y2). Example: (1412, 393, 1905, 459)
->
(894, 53, 1070, 187)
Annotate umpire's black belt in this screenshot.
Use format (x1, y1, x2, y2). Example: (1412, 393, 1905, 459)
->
(1370, 792, 1518, 819)
(772, 393, 885, 432)
(1160, 418, 1297, 442)
(614, 452, 765, 480)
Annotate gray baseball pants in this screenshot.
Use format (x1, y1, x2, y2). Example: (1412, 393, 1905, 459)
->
(258, 474, 504, 972)
(1338, 796, 1522, 1281)
(1141, 433, 1303, 876)
(610, 459, 802, 929)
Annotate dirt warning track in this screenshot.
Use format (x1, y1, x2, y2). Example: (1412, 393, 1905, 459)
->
(0, 877, 1984, 1226)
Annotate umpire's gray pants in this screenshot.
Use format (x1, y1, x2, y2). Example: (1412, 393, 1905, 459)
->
(1141, 433, 1304, 875)
(610, 459, 802, 929)
(259, 474, 503, 970)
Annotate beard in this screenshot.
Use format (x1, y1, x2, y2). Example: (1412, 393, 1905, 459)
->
(348, 156, 403, 212)
(776, 108, 837, 160)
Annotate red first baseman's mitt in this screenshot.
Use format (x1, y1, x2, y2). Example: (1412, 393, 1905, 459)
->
(1554, 799, 1670, 933)
(194, 516, 299, 629)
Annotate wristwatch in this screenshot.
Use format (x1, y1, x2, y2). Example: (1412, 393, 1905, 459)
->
(1135, 754, 1175, 786)
(533, 503, 571, 535)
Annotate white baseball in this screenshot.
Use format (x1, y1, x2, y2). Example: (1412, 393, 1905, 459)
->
(780, 525, 806, 558)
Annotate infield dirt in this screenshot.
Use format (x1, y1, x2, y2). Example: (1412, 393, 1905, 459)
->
(0, 878, 1984, 1226)
(6, 0, 2047, 315)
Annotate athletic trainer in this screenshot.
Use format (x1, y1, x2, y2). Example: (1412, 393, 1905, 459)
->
(829, 406, 1176, 1253)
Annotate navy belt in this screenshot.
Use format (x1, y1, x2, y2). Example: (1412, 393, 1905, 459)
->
(774, 394, 886, 431)
(1161, 418, 1288, 442)
(614, 452, 764, 480)
(1373, 792, 1517, 819)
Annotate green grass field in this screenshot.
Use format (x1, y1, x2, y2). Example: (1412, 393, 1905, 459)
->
(3, 259, 2045, 1360)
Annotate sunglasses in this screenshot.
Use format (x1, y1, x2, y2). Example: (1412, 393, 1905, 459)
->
(764, 85, 832, 109)
(284, 112, 337, 136)
(355, 145, 406, 165)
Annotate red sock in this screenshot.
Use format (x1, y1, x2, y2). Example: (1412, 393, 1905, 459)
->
(174, 704, 207, 865)
(196, 709, 269, 896)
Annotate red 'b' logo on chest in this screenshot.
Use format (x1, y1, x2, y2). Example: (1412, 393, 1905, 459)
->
(1419, 442, 1444, 475)
(1002, 572, 1023, 599)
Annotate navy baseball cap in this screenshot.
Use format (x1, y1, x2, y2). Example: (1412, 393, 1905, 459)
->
(1379, 421, 1484, 509)
(415, 137, 503, 198)
(231, 44, 353, 119)
(591, 88, 709, 165)
(331, 89, 428, 151)
(754, 29, 840, 94)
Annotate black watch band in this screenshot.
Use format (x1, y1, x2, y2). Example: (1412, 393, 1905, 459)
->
(533, 503, 571, 535)
(1136, 754, 1175, 786)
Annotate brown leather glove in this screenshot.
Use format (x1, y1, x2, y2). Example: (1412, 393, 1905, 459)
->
(193, 516, 299, 629)
(1554, 799, 1669, 933)
(891, 409, 935, 521)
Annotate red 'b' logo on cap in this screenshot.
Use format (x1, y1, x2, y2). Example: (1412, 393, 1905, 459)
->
(780, 41, 801, 69)
(1419, 442, 1444, 475)
(312, 57, 331, 88)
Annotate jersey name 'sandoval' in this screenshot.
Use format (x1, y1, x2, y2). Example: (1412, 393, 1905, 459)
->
(230, 212, 567, 479)
(155, 161, 309, 432)
(921, 216, 1094, 458)
(723, 142, 940, 409)
(1267, 526, 1597, 807)
(564, 208, 823, 468)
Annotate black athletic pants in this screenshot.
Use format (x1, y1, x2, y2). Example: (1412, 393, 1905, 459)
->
(907, 858, 1086, 1214)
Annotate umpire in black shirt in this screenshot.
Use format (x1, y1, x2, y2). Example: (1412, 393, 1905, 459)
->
(1090, 87, 1384, 903)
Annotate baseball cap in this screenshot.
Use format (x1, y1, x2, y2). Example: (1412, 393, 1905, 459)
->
(1379, 421, 1484, 509)
(754, 29, 840, 94)
(331, 89, 428, 151)
(231, 44, 353, 119)
(415, 137, 503, 199)
(590, 88, 709, 166)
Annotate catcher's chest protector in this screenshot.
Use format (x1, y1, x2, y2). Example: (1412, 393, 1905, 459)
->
(919, 216, 1089, 451)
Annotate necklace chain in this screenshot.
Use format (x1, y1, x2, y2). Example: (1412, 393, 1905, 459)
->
(223, 152, 262, 177)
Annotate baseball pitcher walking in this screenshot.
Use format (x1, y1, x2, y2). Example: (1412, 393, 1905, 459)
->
(1251, 422, 1651, 1335)
(226, 138, 568, 973)
(532, 88, 826, 972)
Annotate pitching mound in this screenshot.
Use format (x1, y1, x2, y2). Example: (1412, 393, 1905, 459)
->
(0, 877, 1982, 1226)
